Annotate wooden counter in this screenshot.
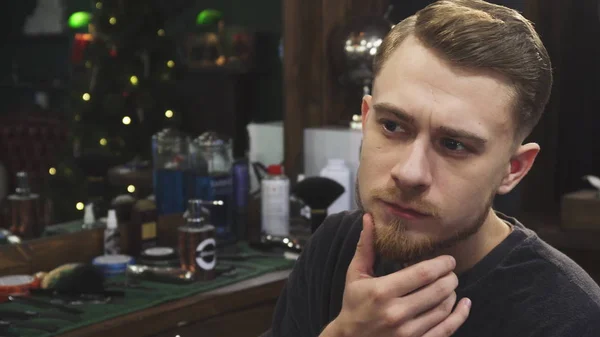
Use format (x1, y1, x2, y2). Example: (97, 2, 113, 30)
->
(0, 215, 288, 337)
(58, 270, 289, 337)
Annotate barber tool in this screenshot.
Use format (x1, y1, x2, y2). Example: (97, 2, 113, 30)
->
(291, 176, 345, 233)
(139, 246, 179, 267)
(259, 234, 303, 253)
(0, 308, 80, 323)
(126, 264, 195, 285)
(0, 319, 59, 333)
(42, 262, 124, 297)
(29, 288, 118, 305)
(8, 295, 83, 315)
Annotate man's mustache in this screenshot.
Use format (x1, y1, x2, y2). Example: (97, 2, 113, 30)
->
(370, 186, 440, 217)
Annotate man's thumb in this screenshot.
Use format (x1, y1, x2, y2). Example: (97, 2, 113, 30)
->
(347, 213, 376, 281)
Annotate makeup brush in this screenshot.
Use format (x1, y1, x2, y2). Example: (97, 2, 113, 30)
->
(291, 176, 345, 233)
(36, 263, 124, 298)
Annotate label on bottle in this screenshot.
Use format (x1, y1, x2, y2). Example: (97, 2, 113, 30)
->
(261, 178, 290, 236)
(141, 221, 157, 240)
(104, 228, 121, 255)
(195, 237, 217, 271)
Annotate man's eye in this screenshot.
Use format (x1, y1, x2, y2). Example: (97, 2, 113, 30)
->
(441, 138, 466, 151)
(381, 120, 404, 133)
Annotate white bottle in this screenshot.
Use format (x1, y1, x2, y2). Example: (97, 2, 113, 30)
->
(320, 159, 351, 215)
(83, 203, 95, 229)
(104, 209, 121, 255)
(261, 165, 290, 236)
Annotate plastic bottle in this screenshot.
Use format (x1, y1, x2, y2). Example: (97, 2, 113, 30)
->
(320, 159, 351, 215)
(261, 165, 290, 236)
(83, 203, 95, 229)
(104, 209, 121, 255)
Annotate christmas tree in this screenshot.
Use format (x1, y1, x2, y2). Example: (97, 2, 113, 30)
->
(50, 1, 195, 222)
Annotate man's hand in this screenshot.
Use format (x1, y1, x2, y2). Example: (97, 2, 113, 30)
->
(321, 213, 471, 337)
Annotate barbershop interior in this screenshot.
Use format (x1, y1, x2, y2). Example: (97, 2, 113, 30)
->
(1, 0, 599, 336)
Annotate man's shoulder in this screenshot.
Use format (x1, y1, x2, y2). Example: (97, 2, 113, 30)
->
(458, 229, 600, 336)
(530, 237, 600, 306)
(492, 232, 600, 329)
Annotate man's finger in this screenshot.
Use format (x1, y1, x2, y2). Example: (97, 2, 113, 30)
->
(399, 272, 458, 317)
(422, 298, 471, 337)
(396, 292, 457, 337)
(347, 213, 376, 282)
(378, 255, 456, 297)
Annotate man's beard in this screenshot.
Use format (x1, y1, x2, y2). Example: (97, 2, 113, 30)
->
(355, 179, 492, 264)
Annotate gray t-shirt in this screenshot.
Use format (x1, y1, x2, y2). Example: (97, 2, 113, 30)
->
(267, 210, 600, 336)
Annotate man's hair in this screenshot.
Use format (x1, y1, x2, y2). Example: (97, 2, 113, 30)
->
(373, 0, 553, 140)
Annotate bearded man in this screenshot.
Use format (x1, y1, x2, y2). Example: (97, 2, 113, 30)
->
(265, 1, 600, 336)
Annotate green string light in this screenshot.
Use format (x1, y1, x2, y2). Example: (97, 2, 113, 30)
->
(196, 9, 223, 25)
(68, 12, 92, 29)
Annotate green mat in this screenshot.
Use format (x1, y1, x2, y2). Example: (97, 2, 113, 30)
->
(1, 243, 295, 337)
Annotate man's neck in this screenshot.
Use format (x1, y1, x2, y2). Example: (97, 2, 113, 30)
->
(441, 210, 513, 275)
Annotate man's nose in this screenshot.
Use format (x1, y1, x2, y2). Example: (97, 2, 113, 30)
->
(390, 141, 433, 192)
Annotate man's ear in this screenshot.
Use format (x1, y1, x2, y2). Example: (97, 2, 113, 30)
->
(497, 143, 540, 195)
(361, 95, 372, 129)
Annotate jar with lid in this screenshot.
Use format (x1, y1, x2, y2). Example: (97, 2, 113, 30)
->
(186, 131, 234, 243)
(151, 128, 189, 215)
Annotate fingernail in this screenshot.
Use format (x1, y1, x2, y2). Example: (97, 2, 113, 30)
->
(448, 256, 456, 269)
(464, 298, 472, 308)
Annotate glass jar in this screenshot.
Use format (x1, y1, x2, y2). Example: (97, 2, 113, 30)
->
(151, 128, 189, 215)
(186, 132, 234, 243)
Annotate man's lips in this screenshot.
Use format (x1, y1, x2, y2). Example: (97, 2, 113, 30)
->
(379, 200, 431, 220)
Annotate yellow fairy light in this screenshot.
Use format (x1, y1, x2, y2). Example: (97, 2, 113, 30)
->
(49, 167, 57, 175)
(130, 75, 139, 85)
(167, 60, 175, 68)
(109, 17, 117, 25)
(122, 116, 131, 125)
(76, 202, 85, 211)
(127, 185, 136, 193)
(82, 93, 91, 101)
(157, 29, 165, 36)
(165, 110, 174, 118)
(99, 138, 107, 146)
(96, 2, 103, 9)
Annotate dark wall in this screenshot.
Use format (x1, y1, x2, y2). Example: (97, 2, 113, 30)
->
(388, 0, 524, 22)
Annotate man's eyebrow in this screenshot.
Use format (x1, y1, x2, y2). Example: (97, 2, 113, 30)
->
(438, 126, 488, 145)
(373, 102, 488, 145)
(372, 102, 415, 125)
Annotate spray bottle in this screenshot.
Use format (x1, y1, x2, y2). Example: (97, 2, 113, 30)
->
(104, 209, 121, 255)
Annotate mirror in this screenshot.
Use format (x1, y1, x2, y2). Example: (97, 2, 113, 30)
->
(0, 0, 283, 248)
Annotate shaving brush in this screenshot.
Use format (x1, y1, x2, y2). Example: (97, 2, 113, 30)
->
(291, 176, 345, 233)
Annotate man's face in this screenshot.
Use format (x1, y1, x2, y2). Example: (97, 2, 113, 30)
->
(358, 35, 516, 262)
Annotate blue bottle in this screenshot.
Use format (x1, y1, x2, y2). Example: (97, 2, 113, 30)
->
(152, 128, 189, 215)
